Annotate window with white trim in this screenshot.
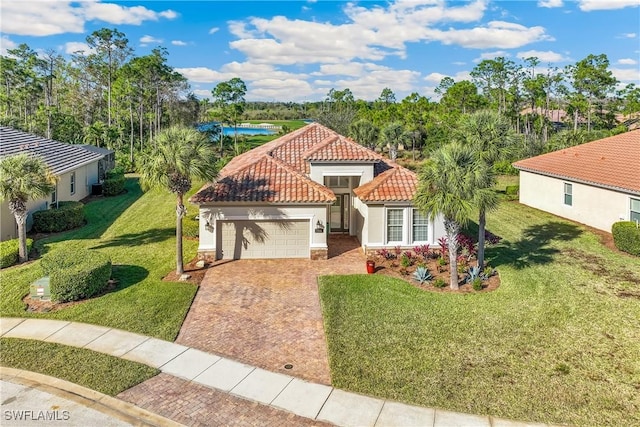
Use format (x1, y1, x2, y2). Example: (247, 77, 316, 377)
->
(70, 172, 76, 195)
(51, 187, 57, 204)
(412, 209, 429, 242)
(631, 198, 640, 223)
(563, 183, 572, 206)
(326, 176, 349, 188)
(386, 209, 404, 243)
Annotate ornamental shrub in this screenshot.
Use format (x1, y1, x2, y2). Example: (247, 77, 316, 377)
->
(32, 201, 85, 233)
(0, 238, 33, 268)
(493, 160, 518, 175)
(102, 167, 125, 196)
(612, 221, 640, 256)
(41, 247, 112, 302)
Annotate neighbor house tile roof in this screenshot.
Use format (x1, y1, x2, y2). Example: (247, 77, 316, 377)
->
(0, 126, 105, 175)
(190, 122, 418, 204)
(513, 129, 640, 194)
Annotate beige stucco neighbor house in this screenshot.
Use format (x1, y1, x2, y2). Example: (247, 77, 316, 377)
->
(513, 129, 640, 232)
(0, 126, 113, 241)
(190, 123, 446, 260)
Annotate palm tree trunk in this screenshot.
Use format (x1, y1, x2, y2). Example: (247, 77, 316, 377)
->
(15, 210, 28, 263)
(477, 208, 486, 271)
(444, 219, 460, 290)
(176, 194, 186, 274)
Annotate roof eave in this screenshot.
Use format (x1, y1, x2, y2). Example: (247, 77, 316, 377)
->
(515, 166, 640, 196)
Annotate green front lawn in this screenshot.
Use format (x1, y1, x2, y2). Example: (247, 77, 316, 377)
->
(320, 201, 640, 427)
(0, 177, 198, 341)
(1, 338, 158, 396)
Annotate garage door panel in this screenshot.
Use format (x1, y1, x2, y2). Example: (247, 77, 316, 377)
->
(218, 220, 309, 259)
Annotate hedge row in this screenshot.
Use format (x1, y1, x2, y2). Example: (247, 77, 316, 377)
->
(612, 221, 640, 256)
(41, 248, 112, 302)
(0, 238, 33, 268)
(103, 167, 125, 196)
(32, 201, 85, 233)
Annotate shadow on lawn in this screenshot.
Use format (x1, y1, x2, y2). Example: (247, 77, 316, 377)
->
(488, 221, 582, 269)
(91, 227, 174, 249)
(111, 264, 149, 290)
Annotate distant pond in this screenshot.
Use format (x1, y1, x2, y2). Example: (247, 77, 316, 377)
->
(197, 122, 277, 137)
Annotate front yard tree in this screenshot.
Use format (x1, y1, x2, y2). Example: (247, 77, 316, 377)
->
(140, 126, 217, 275)
(457, 110, 516, 270)
(414, 143, 483, 289)
(0, 154, 56, 263)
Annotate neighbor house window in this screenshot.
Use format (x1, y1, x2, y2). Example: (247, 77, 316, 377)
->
(386, 209, 404, 243)
(51, 187, 57, 204)
(412, 209, 429, 242)
(631, 198, 640, 223)
(564, 183, 572, 206)
(70, 172, 76, 195)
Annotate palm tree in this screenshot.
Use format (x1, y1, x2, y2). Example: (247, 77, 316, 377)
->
(139, 126, 217, 275)
(457, 110, 516, 270)
(349, 119, 379, 149)
(0, 154, 56, 263)
(414, 143, 485, 289)
(379, 122, 406, 160)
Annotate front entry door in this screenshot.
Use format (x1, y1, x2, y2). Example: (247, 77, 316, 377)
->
(330, 194, 349, 232)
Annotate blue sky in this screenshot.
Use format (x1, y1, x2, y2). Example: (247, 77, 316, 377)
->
(1, 0, 639, 102)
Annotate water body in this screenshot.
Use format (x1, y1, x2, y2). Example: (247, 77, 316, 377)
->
(198, 122, 276, 136)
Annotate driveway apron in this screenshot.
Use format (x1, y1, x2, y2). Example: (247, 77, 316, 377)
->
(176, 236, 365, 385)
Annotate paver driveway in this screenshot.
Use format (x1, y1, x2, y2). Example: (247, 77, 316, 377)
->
(176, 235, 365, 385)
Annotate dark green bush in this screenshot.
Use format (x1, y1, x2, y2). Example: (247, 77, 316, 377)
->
(0, 238, 33, 268)
(494, 160, 518, 175)
(32, 201, 85, 233)
(41, 247, 112, 302)
(102, 167, 125, 196)
(505, 185, 520, 195)
(612, 221, 640, 256)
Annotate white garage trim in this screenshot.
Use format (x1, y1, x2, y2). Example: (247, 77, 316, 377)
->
(217, 219, 311, 259)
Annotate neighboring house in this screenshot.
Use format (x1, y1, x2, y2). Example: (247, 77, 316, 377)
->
(81, 144, 116, 180)
(513, 129, 640, 232)
(190, 123, 445, 260)
(0, 127, 113, 241)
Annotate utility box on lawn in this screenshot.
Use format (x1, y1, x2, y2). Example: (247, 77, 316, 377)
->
(30, 277, 51, 300)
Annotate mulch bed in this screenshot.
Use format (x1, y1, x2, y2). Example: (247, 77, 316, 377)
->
(23, 279, 119, 313)
(162, 256, 210, 285)
(371, 257, 501, 293)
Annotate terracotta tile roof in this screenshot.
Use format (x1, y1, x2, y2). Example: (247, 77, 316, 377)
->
(190, 155, 335, 203)
(513, 129, 640, 194)
(353, 166, 418, 202)
(191, 122, 417, 204)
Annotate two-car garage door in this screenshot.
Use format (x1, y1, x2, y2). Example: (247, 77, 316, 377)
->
(217, 220, 310, 259)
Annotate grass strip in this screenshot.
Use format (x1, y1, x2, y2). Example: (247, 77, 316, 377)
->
(0, 338, 159, 396)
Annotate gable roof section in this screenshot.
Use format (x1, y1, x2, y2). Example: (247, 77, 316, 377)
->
(191, 122, 417, 204)
(513, 129, 640, 195)
(190, 153, 335, 204)
(0, 126, 104, 175)
(353, 166, 418, 202)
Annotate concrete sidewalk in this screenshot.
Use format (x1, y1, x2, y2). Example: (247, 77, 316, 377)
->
(1, 318, 554, 427)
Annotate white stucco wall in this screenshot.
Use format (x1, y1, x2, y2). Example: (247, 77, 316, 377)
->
(0, 162, 100, 241)
(196, 203, 329, 254)
(362, 203, 446, 250)
(519, 170, 636, 232)
(308, 162, 374, 186)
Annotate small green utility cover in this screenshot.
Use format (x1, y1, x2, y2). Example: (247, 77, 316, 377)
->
(29, 276, 51, 300)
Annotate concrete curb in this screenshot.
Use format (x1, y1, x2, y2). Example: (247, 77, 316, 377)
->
(1, 367, 185, 427)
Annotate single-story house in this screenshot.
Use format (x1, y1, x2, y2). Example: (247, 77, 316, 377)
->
(0, 126, 114, 241)
(513, 129, 640, 232)
(190, 122, 445, 260)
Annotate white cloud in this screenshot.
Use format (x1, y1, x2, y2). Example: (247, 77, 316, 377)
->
(63, 41, 95, 55)
(171, 40, 188, 46)
(176, 67, 225, 83)
(192, 89, 213, 99)
(620, 32, 637, 38)
(0, 1, 177, 36)
(1, 36, 18, 55)
(618, 58, 638, 65)
(578, 0, 639, 11)
(427, 21, 553, 49)
(208, 27, 220, 35)
(424, 71, 472, 84)
(517, 50, 568, 63)
(250, 78, 318, 101)
(611, 67, 640, 82)
(538, 0, 563, 7)
(140, 35, 163, 45)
